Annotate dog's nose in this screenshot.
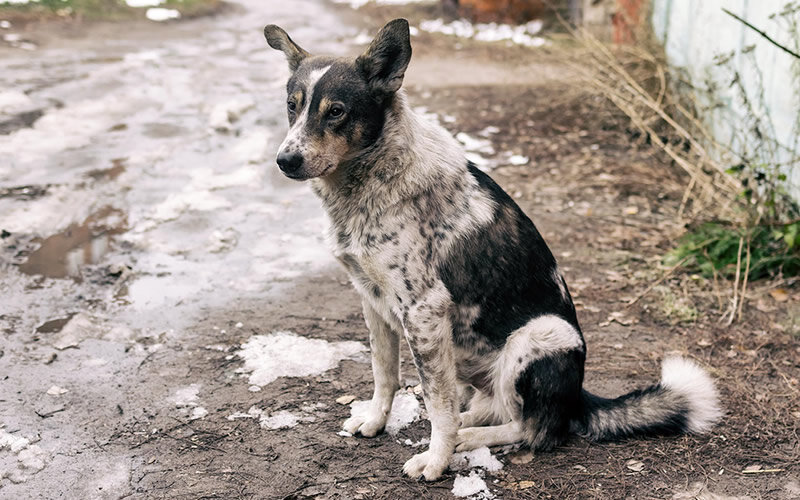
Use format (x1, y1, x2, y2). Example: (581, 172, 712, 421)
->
(277, 151, 304, 174)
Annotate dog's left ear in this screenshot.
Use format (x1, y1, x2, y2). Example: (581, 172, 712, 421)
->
(356, 19, 412, 98)
(264, 24, 310, 72)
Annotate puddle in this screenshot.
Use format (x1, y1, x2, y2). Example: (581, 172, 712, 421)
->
(87, 158, 127, 181)
(0, 109, 44, 135)
(18, 206, 128, 280)
(142, 122, 187, 138)
(36, 313, 77, 334)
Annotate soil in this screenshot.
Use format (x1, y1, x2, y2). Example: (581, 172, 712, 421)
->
(1, 1, 798, 499)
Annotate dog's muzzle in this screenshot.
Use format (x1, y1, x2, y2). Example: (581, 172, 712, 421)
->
(276, 151, 304, 178)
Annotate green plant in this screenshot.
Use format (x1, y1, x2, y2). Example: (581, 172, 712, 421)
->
(666, 220, 800, 280)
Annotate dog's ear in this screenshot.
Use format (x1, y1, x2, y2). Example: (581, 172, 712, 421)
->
(356, 19, 412, 98)
(264, 24, 310, 72)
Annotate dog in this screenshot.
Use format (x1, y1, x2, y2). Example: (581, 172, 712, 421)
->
(263, 19, 721, 481)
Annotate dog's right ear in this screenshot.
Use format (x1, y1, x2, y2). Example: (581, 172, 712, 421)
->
(264, 25, 310, 72)
(356, 19, 412, 98)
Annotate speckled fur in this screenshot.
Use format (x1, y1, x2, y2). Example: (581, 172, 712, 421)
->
(264, 19, 722, 482)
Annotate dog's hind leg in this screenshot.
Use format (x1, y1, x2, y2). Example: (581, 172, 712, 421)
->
(455, 421, 524, 451)
(343, 300, 401, 437)
(459, 390, 495, 428)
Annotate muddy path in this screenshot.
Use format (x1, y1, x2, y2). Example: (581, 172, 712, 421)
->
(2, 1, 799, 499)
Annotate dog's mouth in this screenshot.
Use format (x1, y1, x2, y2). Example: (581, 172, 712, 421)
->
(279, 163, 336, 181)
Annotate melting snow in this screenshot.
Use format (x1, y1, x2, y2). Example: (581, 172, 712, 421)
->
(145, 8, 180, 22)
(420, 19, 546, 48)
(508, 154, 529, 165)
(331, 0, 434, 8)
(348, 392, 421, 436)
(226, 406, 316, 430)
(171, 384, 208, 420)
(451, 446, 504, 472)
(125, 0, 163, 6)
(236, 331, 366, 387)
(452, 470, 494, 498)
(0, 429, 47, 484)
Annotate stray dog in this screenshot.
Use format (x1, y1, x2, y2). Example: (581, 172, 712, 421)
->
(263, 19, 721, 481)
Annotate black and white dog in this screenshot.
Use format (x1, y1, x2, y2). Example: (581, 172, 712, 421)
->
(263, 19, 721, 481)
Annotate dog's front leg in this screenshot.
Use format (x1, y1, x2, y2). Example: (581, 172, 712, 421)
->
(401, 306, 458, 481)
(343, 300, 401, 437)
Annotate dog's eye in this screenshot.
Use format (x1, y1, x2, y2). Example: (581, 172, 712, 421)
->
(329, 105, 345, 118)
(287, 101, 297, 113)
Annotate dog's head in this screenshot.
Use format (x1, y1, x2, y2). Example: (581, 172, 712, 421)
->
(264, 19, 411, 181)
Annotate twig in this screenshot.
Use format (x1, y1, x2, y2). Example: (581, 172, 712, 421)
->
(722, 8, 800, 60)
(736, 239, 752, 321)
(725, 237, 745, 326)
(626, 256, 690, 307)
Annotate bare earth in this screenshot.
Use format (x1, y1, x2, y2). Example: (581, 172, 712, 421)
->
(1, 1, 799, 499)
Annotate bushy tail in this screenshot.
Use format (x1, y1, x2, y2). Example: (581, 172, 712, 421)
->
(578, 357, 722, 441)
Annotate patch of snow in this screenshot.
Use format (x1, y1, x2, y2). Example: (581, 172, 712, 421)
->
(451, 446, 504, 472)
(46, 385, 68, 396)
(452, 470, 494, 498)
(0, 429, 47, 484)
(231, 127, 271, 163)
(190, 166, 262, 191)
(145, 7, 180, 22)
(236, 331, 366, 387)
(331, 0, 434, 8)
(456, 132, 495, 154)
(508, 154, 529, 165)
(144, 190, 232, 226)
(208, 97, 255, 131)
(227, 406, 315, 430)
(171, 384, 201, 407)
(126, 0, 163, 6)
(190, 407, 208, 420)
(478, 125, 500, 137)
(0, 90, 34, 115)
(349, 391, 421, 436)
(419, 18, 547, 48)
(259, 410, 300, 430)
(0, 21, 11, 29)
(403, 437, 430, 448)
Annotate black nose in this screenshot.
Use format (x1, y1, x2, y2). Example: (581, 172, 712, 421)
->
(277, 151, 303, 174)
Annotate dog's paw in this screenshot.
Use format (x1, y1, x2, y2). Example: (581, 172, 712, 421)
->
(403, 450, 449, 481)
(342, 414, 385, 437)
(454, 427, 485, 452)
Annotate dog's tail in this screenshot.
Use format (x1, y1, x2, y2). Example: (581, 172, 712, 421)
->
(577, 357, 721, 441)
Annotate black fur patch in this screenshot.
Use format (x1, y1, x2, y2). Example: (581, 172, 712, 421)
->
(515, 349, 586, 450)
(440, 163, 582, 349)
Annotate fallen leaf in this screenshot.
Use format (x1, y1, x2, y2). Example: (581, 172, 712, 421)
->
(626, 459, 644, 472)
(624, 206, 639, 215)
(743, 464, 762, 473)
(599, 311, 637, 327)
(509, 451, 533, 464)
(335, 395, 356, 405)
(517, 480, 535, 490)
(770, 289, 789, 302)
(696, 339, 712, 347)
(573, 465, 587, 472)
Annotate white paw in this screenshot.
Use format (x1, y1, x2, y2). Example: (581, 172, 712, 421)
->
(342, 414, 385, 437)
(455, 427, 483, 452)
(403, 450, 449, 481)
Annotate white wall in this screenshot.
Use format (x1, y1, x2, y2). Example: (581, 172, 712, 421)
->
(651, 0, 800, 197)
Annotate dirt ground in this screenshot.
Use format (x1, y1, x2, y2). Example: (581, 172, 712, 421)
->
(2, 1, 799, 499)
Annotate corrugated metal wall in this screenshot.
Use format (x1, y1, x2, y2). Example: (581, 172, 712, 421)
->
(651, 0, 800, 197)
